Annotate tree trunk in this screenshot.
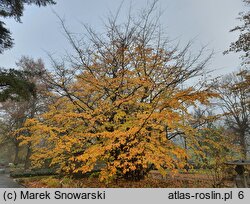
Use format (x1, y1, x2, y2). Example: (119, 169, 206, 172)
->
(240, 131, 247, 159)
(24, 143, 32, 169)
(13, 144, 19, 165)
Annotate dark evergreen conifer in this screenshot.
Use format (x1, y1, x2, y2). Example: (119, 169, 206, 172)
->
(0, 69, 36, 101)
(0, 0, 55, 53)
(0, 0, 55, 101)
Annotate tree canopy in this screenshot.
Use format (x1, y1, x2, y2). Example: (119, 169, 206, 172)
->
(18, 3, 218, 182)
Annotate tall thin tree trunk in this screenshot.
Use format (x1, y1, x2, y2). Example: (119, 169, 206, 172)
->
(24, 143, 32, 169)
(240, 131, 247, 159)
(13, 144, 19, 165)
(24, 142, 32, 169)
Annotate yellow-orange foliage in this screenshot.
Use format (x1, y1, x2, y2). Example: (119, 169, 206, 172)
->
(19, 12, 218, 181)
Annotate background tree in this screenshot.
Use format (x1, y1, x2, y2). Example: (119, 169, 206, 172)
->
(199, 125, 239, 187)
(0, 120, 15, 164)
(224, 0, 250, 65)
(223, 0, 250, 158)
(1, 56, 50, 167)
(215, 69, 250, 158)
(0, 0, 55, 102)
(0, 69, 36, 101)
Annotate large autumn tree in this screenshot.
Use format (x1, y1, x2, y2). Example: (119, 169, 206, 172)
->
(20, 2, 217, 181)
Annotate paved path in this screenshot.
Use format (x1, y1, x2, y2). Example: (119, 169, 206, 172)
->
(0, 173, 22, 188)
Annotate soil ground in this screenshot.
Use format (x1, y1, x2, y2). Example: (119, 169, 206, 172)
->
(17, 171, 235, 188)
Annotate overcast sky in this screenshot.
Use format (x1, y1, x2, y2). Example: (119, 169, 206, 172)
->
(0, 0, 246, 77)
